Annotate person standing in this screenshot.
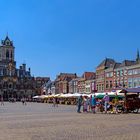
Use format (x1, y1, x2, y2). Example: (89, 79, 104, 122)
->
(91, 95, 96, 113)
(87, 96, 90, 112)
(21, 97, 24, 105)
(114, 92, 119, 113)
(52, 97, 56, 107)
(21, 97, 27, 105)
(55, 97, 58, 107)
(103, 93, 110, 113)
(1, 96, 4, 106)
(24, 98, 27, 105)
(89, 95, 92, 112)
(77, 95, 83, 113)
(83, 96, 88, 113)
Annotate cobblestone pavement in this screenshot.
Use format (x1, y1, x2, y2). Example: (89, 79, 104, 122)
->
(0, 102, 140, 140)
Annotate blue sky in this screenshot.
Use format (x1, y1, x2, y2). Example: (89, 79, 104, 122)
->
(0, 0, 140, 80)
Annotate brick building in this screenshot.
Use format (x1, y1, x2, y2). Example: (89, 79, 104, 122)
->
(96, 58, 116, 92)
(77, 72, 96, 94)
(55, 73, 77, 94)
(97, 51, 140, 92)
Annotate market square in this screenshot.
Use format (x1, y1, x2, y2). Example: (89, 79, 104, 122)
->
(0, 102, 140, 140)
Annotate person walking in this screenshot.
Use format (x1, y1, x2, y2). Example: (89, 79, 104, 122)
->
(103, 93, 110, 113)
(77, 95, 83, 113)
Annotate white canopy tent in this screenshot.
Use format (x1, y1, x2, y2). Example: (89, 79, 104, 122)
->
(32, 95, 40, 99)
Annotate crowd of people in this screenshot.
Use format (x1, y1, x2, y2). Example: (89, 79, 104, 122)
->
(77, 93, 119, 114)
(0, 93, 120, 113)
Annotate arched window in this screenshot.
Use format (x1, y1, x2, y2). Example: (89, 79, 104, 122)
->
(11, 51, 13, 59)
(6, 50, 9, 59)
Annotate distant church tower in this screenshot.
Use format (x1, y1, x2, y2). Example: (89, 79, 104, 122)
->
(0, 36, 16, 76)
(136, 49, 140, 62)
(0, 35, 15, 62)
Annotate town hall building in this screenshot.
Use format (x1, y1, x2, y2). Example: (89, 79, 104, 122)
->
(0, 36, 35, 101)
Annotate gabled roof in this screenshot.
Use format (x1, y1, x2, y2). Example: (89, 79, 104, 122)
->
(97, 58, 116, 69)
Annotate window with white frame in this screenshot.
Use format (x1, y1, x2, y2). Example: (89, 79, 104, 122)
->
(133, 69, 138, 75)
(128, 70, 133, 75)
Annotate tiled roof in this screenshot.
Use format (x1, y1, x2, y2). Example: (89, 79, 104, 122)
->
(119, 60, 136, 67)
(56, 73, 77, 82)
(60, 73, 77, 76)
(82, 72, 96, 80)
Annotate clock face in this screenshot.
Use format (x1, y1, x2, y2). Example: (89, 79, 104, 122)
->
(6, 41, 10, 45)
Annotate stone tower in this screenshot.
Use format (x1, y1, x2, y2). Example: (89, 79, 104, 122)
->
(0, 35, 15, 62)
